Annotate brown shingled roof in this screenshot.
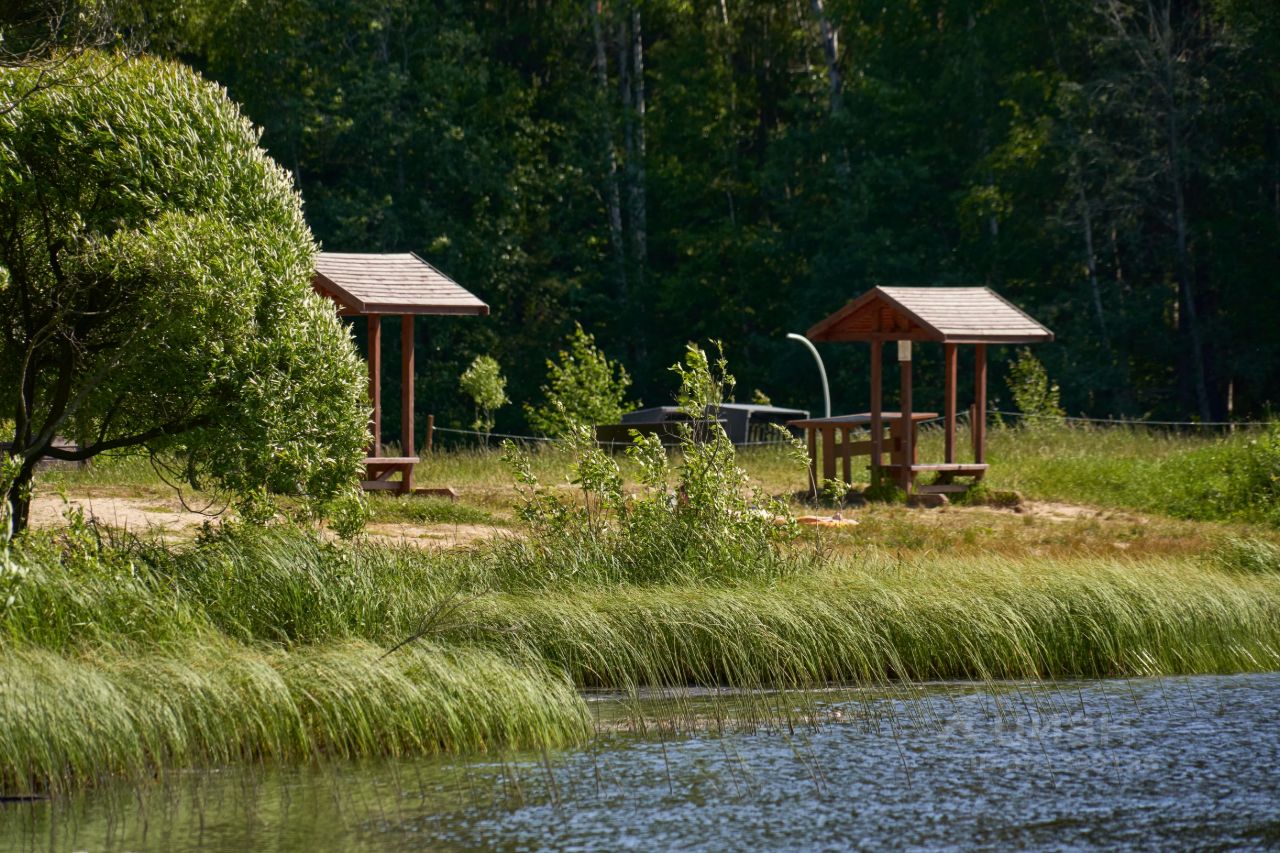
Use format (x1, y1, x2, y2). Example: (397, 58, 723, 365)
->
(807, 286, 1052, 343)
(314, 252, 489, 317)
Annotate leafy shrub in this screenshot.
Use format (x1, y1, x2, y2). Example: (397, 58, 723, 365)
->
(499, 343, 801, 586)
(525, 324, 636, 438)
(459, 355, 508, 434)
(1007, 348, 1064, 426)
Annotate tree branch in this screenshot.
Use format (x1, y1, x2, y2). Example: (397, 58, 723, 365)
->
(41, 415, 209, 461)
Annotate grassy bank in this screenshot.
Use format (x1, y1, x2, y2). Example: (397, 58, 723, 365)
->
(4, 515, 1280, 791)
(8, 422, 1279, 792)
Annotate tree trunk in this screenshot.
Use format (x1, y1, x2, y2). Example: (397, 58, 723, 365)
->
(810, 0, 842, 114)
(629, 3, 647, 282)
(1155, 2, 1212, 422)
(1075, 165, 1109, 348)
(809, 0, 851, 190)
(588, 0, 627, 303)
(3, 460, 35, 537)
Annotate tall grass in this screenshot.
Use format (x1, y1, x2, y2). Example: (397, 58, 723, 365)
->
(4, 508, 1280, 792)
(0, 640, 588, 794)
(453, 552, 1280, 688)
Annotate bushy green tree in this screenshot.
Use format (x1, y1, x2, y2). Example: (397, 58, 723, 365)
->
(459, 355, 508, 435)
(525, 323, 635, 437)
(1007, 349, 1065, 426)
(0, 51, 370, 533)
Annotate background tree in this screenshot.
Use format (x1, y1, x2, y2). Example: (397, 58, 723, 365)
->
(459, 356, 509, 436)
(0, 51, 369, 533)
(95, 0, 1280, 429)
(526, 323, 636, 437)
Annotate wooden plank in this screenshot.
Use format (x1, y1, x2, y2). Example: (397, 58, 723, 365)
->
(401, 315, 415, 460)
(882, 463, 989, 474)
(844, 438, 903, 457)
(821, 425, 837, 482)
(869, 341, 883, 481)
(361, 480, 406, 491)
(916, 483, 971, 495)
(974, 343, 987, 464)
(899, 355, 913, 492)
(364, 456, 420, 465)
(944, 342, 957, 464)
(368, 314, 382, 456)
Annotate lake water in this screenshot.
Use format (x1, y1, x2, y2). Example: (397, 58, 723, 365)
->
(4, 673, 1279, 851)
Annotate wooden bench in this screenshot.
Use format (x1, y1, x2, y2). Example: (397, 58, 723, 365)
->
(362, 456, 418, 494)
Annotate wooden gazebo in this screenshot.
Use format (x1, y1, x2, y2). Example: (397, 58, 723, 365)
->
(314, 252, 489, 493)
(806, 286, 1052, 496)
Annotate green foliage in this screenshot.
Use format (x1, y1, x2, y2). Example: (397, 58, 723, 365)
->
(863, 481, 908, 505)
(458, 355, 508, 435)
(0, 51, 369, 530)
(525, 324, 635, 438)
(1007, 348, 1065, 426)
(500, 343, 800, 586)
(819, 477, 852, 508)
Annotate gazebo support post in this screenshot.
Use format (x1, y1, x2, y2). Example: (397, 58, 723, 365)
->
(974, 343, 987, 466)
(401, 315, 415, 492)
(944, 343, 957, 464)
(368, 314, 382, 456)
(898, 342, 913, 493)
(869, 341, 883, 484)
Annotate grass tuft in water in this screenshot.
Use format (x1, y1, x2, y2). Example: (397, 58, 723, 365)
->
(0, 640, 588, 794)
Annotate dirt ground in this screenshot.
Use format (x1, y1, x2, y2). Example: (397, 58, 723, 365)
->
(28, 493, 507, 549)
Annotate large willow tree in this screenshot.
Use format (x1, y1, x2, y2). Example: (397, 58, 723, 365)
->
(0, 51, 370, 533)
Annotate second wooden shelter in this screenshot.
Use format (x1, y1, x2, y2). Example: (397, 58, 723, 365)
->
(314, 252, 489, 493)
(805, 286, 1052, 495)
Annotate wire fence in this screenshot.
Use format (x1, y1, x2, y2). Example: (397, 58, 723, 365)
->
(989, 410, 1276, 428)
(426, 408, 1275, 451)
(430, 424, 801, 450)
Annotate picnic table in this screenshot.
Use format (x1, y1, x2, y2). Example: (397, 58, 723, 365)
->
(786, 412, 938, 489)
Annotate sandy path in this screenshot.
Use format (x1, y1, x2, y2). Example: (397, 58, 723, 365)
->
(28, 494, 505, 549)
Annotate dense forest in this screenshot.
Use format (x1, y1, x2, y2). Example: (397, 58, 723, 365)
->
(7, 0, 1280, 438)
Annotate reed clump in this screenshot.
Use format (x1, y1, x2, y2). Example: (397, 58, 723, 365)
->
(453, 553, 1280, 688)
(0, 523, 586, 793)
(0, 638, 587, 794)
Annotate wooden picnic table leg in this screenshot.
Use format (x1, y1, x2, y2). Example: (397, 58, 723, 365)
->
(870, 341, 883, 484)
(368, 314, 382, 457)
(841, 427, 852, 484)
(821, 425, 837, 483)
(899, 347, 913, 493)
(974, 343, 988, 469)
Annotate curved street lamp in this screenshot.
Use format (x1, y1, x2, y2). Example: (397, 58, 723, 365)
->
(786, 332, 831, 418)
